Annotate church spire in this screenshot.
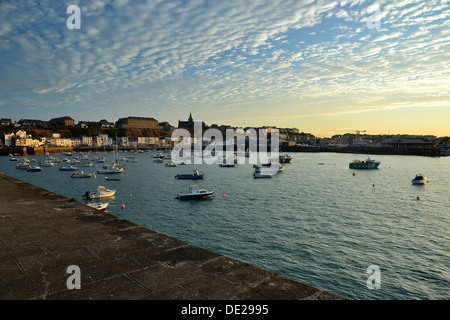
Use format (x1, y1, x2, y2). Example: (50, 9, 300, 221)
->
(188, 113, 193, 123)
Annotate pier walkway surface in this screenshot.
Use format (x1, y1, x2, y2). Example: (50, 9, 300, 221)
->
(0, 173, 346, 300)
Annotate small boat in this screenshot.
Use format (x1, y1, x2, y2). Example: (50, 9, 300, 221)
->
(71, 171, 96, 178)
(59, 166, 77, 171)
(278, 164, 286, 172)
(97, 165, 123, 174)
(253, 165, 277, 178)
(16, 162, 30, 170)
(76, 159, 93, 167)
(176, 185, 214, 199)
(87, 202, 109, 210)
(83, 186, 116, 199)
(154, 158, 164, 163)
(412, 174, 427, 185)
(349, 157, 380, 169)
(279, 154, 292, 163)
(105, 176, 122, 181)
(253, 172, 273, 178)
(27, 166, 43, 172)
(165, 161, 177, 167)
(175, 170, 204, 179)
(40, 160, 56, 167)
(219, 163, 235, 167)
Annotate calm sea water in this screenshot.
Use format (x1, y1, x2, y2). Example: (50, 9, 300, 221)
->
(1, 151, 449, 300)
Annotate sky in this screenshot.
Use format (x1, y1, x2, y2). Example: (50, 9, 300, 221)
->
(0, 0, 449, 137)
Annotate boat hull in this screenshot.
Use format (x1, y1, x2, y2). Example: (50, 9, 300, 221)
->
(349, 162, 380, 169)
(88, 191, 115, 199)
(177, 192, 214, 199)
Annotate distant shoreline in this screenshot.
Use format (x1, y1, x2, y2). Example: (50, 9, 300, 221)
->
(0, 144, 444, 157)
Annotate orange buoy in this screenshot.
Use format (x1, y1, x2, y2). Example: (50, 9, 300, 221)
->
(121, 204, 125, 210)
(352, 172, 356, 176)
(223, 194, 226, 198)
(416, 196, 420, 200)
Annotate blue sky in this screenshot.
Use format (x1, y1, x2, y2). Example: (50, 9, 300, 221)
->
(0, 0, 449, 137)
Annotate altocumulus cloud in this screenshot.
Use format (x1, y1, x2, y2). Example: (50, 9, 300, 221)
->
(0, 0, 449, 124)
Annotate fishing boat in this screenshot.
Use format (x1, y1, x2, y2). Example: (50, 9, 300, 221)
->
(349, 157, 380, 169)
(412, 174, 427, 185)
(87, 202, 109, 210)
(59, 166, 77, 171)
(71, 171, 96, 178)
(83, 186, 116, 199)
(26, 166, 43, 172)
(176, 185, 214, 199)
(175, 170, 204, 179)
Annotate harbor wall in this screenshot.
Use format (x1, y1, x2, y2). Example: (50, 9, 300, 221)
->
(282, 145, 442, 157)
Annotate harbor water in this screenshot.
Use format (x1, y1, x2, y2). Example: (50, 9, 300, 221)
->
(1, 151, 449, 300)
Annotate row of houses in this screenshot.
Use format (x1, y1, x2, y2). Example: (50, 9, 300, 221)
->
(1, 130, 173, 148)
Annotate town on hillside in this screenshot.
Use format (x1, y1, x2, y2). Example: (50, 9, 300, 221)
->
(0, 115, 449, 157)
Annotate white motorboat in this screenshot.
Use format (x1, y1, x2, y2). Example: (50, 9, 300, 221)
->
(412, 174, 427, 185)
(219, 163, 235, 167)
(87, 202, 109, 210)
(26, 166, 43, 172)
(105, 176, 122, 181)
(59, 166, 77, 171)
(176, 185, 214, 199)
(83, 186, 116, 199)
(97, 165, 123, 174)
(165, 161, 177, 167)
(71, 171, 96, 178)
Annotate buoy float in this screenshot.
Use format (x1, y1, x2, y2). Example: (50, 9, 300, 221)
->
(223, 194, 226, 198)
(352, 172, 356, 176)
(416, 196, 420, 200)
(121, 204, 125, 210)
